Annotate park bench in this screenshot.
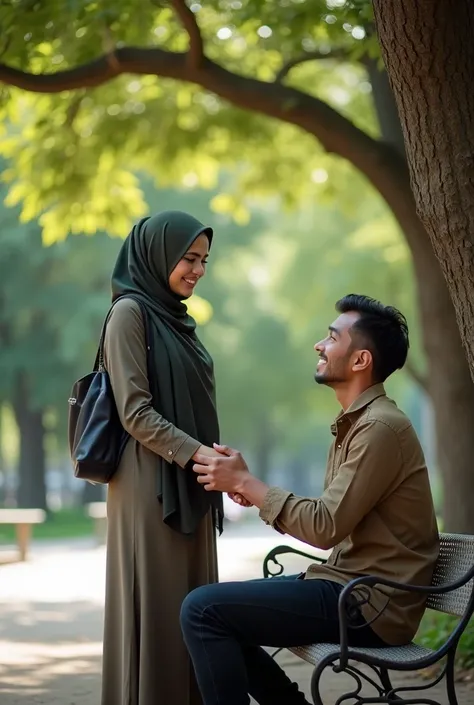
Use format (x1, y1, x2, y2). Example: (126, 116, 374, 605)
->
(0, 508, 46, 561)
(86, 501, 107, 544)
(263, 532, 474, 705)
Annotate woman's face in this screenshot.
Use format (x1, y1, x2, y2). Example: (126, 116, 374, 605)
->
(168, 233, 210, 299)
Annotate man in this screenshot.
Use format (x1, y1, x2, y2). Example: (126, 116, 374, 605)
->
(181, 294, 439, 705)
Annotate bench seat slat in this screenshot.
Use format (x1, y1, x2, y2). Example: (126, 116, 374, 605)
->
(290, 642, 434, 667)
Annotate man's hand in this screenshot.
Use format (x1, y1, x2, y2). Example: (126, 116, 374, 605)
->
(192, 445, 252, 506)
(193, 443, 270, 509)
(193, 444, 250, 494)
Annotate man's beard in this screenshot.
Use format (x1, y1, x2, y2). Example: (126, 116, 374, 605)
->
(314, 370, 327, 385)
(314, 356, 350, 386)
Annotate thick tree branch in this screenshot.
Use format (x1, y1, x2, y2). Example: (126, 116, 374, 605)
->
(0, 45, 419, 247)
(275, 47, 351, 83)
(170, 0, 204, 68)
(404, 358, 428, 392)
(0, 48, 405, 170)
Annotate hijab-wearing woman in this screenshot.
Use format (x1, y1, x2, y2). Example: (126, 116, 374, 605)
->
(101, 211, 224, 705)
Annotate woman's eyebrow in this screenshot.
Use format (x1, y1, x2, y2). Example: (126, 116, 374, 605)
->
(186, 250, 208, 258)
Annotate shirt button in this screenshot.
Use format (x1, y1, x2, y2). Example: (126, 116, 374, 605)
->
(337, 444, 342, 449)
(167, 450, 173, 456)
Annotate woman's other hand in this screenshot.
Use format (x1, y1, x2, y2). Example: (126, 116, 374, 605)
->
(228, 492, 253, 508)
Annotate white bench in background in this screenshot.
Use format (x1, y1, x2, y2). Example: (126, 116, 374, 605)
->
(0, 508, 46, 561)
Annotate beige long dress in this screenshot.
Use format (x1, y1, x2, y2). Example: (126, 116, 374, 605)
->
(101, 298, 218, 705)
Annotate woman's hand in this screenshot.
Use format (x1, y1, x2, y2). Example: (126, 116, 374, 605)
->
(228, 492, 253, 508)
(192, 444, 221, 460)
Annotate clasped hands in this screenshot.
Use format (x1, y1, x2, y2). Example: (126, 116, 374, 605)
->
(192, 443, 253, 508)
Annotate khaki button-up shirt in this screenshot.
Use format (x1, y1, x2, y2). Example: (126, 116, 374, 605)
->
(260, 384, 439, 645)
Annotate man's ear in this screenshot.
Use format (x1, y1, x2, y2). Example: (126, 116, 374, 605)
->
(352, 349, 372, 373)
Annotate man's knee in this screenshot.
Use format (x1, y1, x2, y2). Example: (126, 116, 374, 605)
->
(180, 583, 218, 633)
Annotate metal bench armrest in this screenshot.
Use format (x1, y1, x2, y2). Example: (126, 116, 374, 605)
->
(341, 561, 474, 598)
(336, 564, 474, 669)
(263, 544, 326, 578)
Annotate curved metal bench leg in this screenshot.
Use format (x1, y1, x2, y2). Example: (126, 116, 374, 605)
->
(310, 657, 382, 705)
(445, 649, 458, 705)
(310, 657, 335, 705)
(311, 660, 448, 705)
(379, 668, 402, 700)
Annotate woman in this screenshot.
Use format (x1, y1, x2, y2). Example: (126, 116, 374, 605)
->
(101, 211, 224, 705)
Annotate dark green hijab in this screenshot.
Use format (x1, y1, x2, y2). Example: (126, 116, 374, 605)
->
(111, 211, 223, 536)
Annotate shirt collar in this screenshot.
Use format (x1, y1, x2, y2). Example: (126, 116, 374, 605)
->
(330, 383, 386, 435)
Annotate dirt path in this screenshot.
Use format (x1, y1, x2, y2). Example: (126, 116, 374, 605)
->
(0, 525, 472, 704)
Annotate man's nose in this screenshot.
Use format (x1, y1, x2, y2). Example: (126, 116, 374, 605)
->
(314, 341, 324, 353)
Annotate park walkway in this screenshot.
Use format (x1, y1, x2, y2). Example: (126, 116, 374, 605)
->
(0, 517, 473, 704)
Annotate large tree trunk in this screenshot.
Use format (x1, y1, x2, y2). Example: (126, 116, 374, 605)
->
(372, 1, 474, 372)
(13, 372, 47, 510)
(367, 61, 474, 531)
(417, 257, 474, 531)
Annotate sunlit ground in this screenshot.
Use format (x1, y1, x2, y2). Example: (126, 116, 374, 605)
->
(0, 516, 469, 704)
(0, 516, 319, 704)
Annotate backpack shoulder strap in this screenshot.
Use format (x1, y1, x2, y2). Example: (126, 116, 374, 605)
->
(94, 295, 152, 372)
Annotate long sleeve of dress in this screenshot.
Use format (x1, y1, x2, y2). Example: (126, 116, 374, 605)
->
(103, 297, 201, 468)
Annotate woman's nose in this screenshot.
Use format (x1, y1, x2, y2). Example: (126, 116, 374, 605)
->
(194, 261, 205, 277)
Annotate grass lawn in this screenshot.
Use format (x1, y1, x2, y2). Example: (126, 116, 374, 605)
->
(0, 507, 95, 543)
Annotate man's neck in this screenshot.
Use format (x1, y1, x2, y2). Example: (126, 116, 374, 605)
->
(334, 381, 374, 412)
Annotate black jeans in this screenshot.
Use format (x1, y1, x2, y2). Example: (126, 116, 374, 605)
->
(180, 575, 386, 705)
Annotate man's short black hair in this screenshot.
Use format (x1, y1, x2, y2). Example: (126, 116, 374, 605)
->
(335, 294, 409, 383)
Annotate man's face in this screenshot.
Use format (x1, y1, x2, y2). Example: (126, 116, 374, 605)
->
(314, 311, 361, 386)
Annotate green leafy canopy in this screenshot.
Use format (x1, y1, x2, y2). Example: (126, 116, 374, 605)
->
(0, 0, 380, 241)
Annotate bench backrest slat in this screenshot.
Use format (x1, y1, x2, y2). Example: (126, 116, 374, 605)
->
(427, 532, 474, 617)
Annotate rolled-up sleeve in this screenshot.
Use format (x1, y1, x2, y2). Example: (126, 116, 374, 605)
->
(259, 421, 403, 550)
(103, 298, 201, 468)
(259, 487, 292, 532)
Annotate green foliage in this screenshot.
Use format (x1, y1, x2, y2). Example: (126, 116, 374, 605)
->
(416, 611, 474, 671)
(0, 205, 121, 411)
(0, 0, 381, 241)
(0, 161, 122, 466)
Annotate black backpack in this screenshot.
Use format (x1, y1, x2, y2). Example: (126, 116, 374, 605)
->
(68, 296, 150, 484)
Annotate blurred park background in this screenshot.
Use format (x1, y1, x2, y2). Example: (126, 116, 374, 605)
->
(0, 0, 473, 703)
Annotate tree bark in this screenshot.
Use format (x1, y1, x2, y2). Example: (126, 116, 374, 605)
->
(13, 372, 47, 510)
(368, 63, 474, 532)
(373, 0, 474, 372)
